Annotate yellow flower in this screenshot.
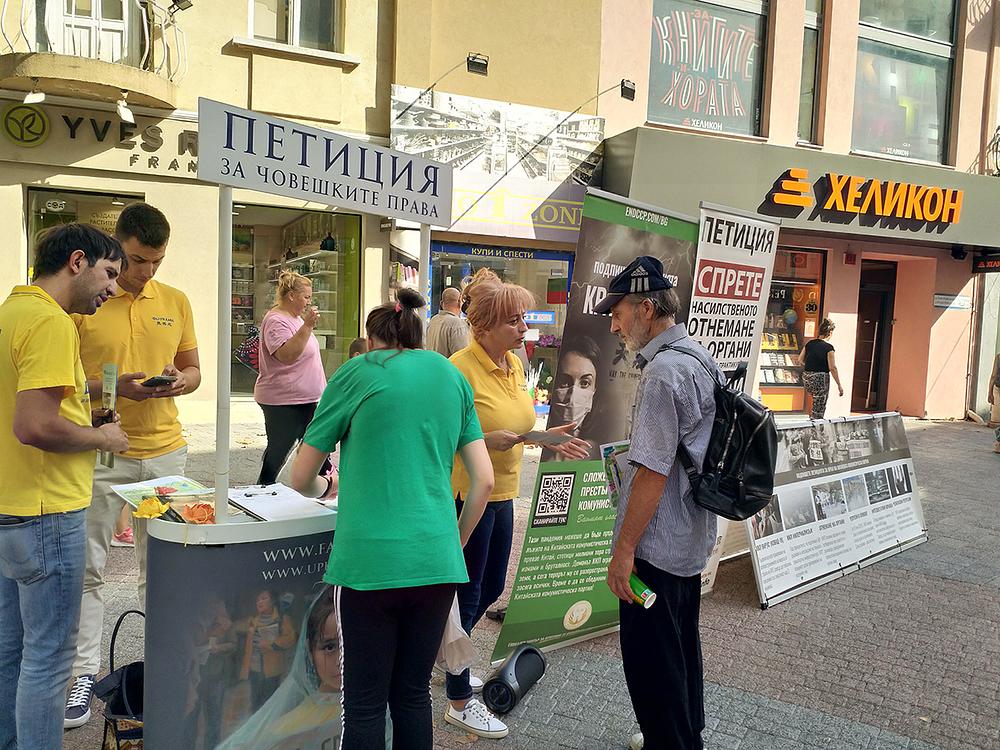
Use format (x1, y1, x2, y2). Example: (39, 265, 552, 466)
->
(135, 496, 170, 519)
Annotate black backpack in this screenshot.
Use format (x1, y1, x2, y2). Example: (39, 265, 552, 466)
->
(654, 345, 778, 522)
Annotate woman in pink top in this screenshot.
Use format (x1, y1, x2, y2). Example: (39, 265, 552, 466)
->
(255, 270, 329, 484)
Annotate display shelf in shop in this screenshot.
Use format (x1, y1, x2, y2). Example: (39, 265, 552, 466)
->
(268, 249, 338, 269)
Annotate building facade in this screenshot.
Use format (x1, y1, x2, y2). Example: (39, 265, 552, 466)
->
(3, 0, 999, 421)
(0, 0, 396, 421)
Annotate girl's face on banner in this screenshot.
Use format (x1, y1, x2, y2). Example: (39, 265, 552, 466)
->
(312, 613, 342, 692)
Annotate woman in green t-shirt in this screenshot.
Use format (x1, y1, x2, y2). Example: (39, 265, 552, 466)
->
(290, 288, 494, 750)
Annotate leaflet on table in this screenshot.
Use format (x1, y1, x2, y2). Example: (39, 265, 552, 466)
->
(111, 475, 247, 522)
(600, 441, 630, 509)
(111, 475, 214, 507)
(228, 484, 336, 521)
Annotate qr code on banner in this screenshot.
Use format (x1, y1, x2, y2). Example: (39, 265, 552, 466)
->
(532, 473, 574, 528)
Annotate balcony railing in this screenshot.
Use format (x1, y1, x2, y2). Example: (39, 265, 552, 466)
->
(0, 0, 188, 83)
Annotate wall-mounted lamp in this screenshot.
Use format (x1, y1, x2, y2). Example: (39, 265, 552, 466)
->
(116, 91, 135, 124)
(620, 79, 636, 101)
(466, 53, 489, 76)
(23, 77, 45, 104)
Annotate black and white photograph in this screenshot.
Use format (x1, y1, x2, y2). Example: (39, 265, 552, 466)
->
(812, 480, 849, 521)
(750, 495, 784, 541)
(888, 463, 913, 497)
(777, 484, 817, 530)
(864, 468, 892, 503)
(882, 415, 910, 454)
(842, 475, 870, 511)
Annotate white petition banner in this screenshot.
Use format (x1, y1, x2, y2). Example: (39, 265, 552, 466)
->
(690, 205, 777, 595)
(747, 414, 927, 607)
(688, 203, 778, 379)
(197, 98, 453, 226)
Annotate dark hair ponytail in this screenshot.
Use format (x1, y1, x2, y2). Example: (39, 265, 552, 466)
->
(366, 287, 426, 352)
(818, 318, 835, 337)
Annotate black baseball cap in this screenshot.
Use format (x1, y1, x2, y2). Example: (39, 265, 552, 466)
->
(593, 255, 674, 315)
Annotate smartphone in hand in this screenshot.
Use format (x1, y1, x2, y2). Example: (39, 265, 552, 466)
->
(141, 375, 178, 388)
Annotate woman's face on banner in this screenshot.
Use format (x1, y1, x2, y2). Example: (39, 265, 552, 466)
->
(256, 591, 274, 615)
(311, 613, 342, 692)
(552, 352, 597, 426)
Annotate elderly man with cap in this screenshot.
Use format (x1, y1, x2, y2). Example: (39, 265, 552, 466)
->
(596, 256, 722, 750)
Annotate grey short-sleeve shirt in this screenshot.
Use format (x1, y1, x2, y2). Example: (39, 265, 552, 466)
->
(612, 323, 720, 578)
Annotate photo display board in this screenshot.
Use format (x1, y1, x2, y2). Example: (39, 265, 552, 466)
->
(748, 413, 926, 607)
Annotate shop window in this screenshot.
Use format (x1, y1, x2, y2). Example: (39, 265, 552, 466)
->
(430, 242, 573, 413)
(798, 18, 820, 143)
(852, 40, 951, 163)
(250, 0, 340, 52)
(860, 0, 954, 44)
(230, 207, 361, 395)
(853, 1, 954, 164)
(647, 0, 767, 137)
(26, 189, 140, 280)
(757, 248, 825, 413)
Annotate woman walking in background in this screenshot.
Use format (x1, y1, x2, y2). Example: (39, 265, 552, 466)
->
(445, 271, 589, 739)
(798, 318, 843, 420)
(254, 270, 328, 484)
(290, 289, 494, 750)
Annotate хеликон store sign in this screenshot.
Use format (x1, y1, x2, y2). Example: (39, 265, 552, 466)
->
(767, 167, 964, 229)
(198, 99, 453, 226)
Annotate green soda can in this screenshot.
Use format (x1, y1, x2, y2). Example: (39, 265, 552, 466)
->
(629, 573, 656, 609)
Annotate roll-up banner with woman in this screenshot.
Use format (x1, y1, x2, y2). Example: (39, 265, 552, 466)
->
(493, 192, 777, 663)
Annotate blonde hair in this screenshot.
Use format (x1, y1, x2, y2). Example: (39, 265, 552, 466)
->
(465, 273, 534, 339)
(274, 270, 310, 306)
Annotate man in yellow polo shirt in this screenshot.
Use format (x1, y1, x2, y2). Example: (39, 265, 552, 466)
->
(0, 224, 129, 750)
(66, 203, 201, 729)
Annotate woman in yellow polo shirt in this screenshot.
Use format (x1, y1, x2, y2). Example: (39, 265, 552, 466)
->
(444, 271, 588, 738)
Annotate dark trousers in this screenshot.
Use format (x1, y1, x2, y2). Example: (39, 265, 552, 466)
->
(338, 583, 455, 750)
(619, 558, 705, 750)
(258, 402, 328, 485)
(445, 499, 513, 701)
(248, 671, 280, 711)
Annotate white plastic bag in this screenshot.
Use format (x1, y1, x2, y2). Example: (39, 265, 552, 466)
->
(436, 594, 475, 675)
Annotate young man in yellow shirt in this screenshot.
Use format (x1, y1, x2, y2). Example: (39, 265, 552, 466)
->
(0, 224, 128, 750)
(65, 203, 201, 729)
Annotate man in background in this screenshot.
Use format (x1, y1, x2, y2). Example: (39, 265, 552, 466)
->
(427, 287, 469, 358)
(0, 224, 128, 749)
(66, 203, 201, 729)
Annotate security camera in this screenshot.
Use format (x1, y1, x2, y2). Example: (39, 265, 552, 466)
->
(951, 246, 967, 261)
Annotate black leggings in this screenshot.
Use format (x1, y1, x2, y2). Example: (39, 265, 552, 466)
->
(258, 402, 329, 484)
(336, 583, 456, 750)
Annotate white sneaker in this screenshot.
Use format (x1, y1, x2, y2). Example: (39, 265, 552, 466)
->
(64, 674, 95, 729)
(629, 733, 644, 750)
(469, 673, 484, 693)
(444, 698, 509, 738)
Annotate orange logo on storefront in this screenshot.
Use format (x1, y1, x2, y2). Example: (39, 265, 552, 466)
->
(767, 168, 963, 225)
(771, 168, 813, 208)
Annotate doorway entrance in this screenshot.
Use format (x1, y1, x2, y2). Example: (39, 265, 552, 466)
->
(852, 260, 897, 412)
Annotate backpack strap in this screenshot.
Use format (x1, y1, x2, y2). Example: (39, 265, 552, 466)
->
(647, 343, 719, 485)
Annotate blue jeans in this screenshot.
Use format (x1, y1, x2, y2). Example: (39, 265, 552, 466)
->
(446, 499, 513, 702)
(0, 510, 86, 750)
